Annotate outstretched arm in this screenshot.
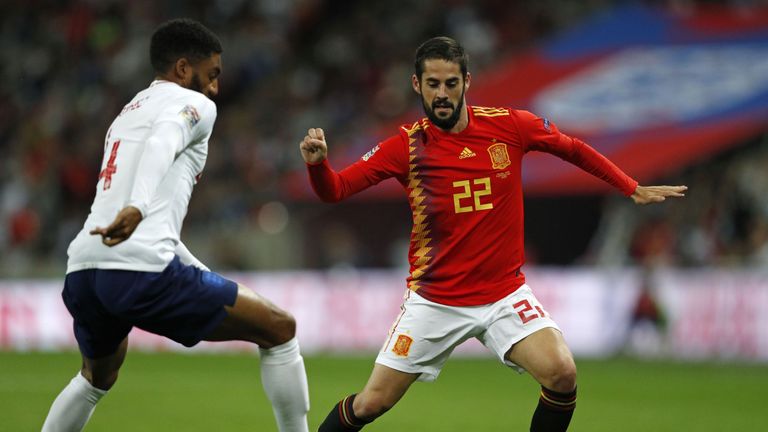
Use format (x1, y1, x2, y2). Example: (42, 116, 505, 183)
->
(630, 185, 687, 205)
(299, 128, 407, 202)
(516, 111, 688, 204)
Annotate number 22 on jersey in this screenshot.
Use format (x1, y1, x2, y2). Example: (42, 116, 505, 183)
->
(452, 177, 493, 214)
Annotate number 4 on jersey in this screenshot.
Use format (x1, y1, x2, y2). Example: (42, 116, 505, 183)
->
(99, 140, 120, 190)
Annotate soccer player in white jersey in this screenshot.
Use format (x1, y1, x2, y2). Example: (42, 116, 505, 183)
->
(42, 19, 309, 432)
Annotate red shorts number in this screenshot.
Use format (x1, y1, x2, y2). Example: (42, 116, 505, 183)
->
(513, 299, 546, 324)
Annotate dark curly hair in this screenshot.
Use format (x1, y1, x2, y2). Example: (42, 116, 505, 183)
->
(150, 18, 222, 74)
(414, 36, 468, 79)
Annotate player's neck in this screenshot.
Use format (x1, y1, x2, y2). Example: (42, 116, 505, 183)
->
(154, 74, 183, 87)
(441, 103, 469, 134)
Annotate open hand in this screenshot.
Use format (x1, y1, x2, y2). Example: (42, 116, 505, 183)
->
(299, 127, 328, 164)
(631, 185, 687, 205)
(90, 206, 143, 246)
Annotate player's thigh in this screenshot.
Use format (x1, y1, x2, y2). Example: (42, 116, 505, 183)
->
(480, 285, 561, 370)
(204, 284, 295, 348)
(98, 258, 237, 350)
(63, 269, 133, 360)
(81, 337, 129, 391)
(505, 327, 576, 390)
(376, 291, 478, 382)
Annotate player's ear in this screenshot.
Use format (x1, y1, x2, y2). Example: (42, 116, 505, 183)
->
(173, 58, 192, 81)
(412, 74, 421, 95)
(464, 72, 471, 91)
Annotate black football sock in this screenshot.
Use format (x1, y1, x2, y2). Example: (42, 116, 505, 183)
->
(318, 394, 371, 432)
(530, 386, 577, 432)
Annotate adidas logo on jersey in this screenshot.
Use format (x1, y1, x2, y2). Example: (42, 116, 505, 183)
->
(459, 147, 477, 159)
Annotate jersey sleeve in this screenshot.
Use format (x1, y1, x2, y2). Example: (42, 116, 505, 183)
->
(307, 134, 409, 202)
(513, 110, 638, 196)
(127, 95, 217, 216)
(154, 93, 217, 145)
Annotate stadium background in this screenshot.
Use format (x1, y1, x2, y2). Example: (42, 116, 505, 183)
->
(2, 0, 768, 431)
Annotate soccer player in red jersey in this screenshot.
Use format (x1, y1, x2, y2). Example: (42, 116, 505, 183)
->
(301, 37, 686, 432)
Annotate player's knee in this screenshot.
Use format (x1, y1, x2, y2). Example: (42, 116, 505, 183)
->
(268, 308, 297, 346)
(82, 367, 119, 391)
(92, 372, 119, 391)
(541, 358, 577, 393)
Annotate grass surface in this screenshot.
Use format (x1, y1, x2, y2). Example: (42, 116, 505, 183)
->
(2, 351, 767, 431)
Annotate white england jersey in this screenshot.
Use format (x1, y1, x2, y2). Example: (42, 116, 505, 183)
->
(67, 80, 217, 273)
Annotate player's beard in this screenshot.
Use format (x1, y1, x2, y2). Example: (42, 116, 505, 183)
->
(422, 88, 465, 131)
(188, 73, 207, 96)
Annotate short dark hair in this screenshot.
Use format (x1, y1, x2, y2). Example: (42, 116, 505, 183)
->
(150, 19, 222, 74)
(414, 36, 468, 79)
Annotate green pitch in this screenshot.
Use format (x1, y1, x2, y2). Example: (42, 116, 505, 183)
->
(2, 351, 766, 431)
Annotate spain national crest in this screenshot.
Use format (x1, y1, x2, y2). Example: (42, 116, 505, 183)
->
(487, 142, 511, 170)
(392, 334, 413, 357)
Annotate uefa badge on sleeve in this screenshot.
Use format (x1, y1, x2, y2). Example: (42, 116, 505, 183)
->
(362, 144, 380, 162)
(543, 117, 551, 132)
(179, 105, 200, 128)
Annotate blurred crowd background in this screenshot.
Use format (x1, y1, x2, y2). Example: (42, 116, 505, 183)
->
(2, 0, 768, 277)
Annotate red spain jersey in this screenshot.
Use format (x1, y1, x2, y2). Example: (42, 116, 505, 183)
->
(308, 106, 638, 306)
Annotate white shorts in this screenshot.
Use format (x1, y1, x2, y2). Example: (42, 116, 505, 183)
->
(375, 284, 559, 382)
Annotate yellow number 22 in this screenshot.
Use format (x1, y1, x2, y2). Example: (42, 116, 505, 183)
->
(452, 177, 493, 214)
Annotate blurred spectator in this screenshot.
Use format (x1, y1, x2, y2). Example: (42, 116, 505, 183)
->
(623, 265, 668, 358)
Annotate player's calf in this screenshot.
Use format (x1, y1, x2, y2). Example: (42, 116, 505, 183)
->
(81, 367, 120, 392)
(80, 341, 128, 391)
(318, 385, 405, 431)
(318, 394, 373, 432)
(530, 385, 577, 432)
(528, 357, 577, 431)
(259, 336, 310, 432)
(42, 372, 108, 432)
(42, 339, 129, 431)
(350, 390, 396, 420)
